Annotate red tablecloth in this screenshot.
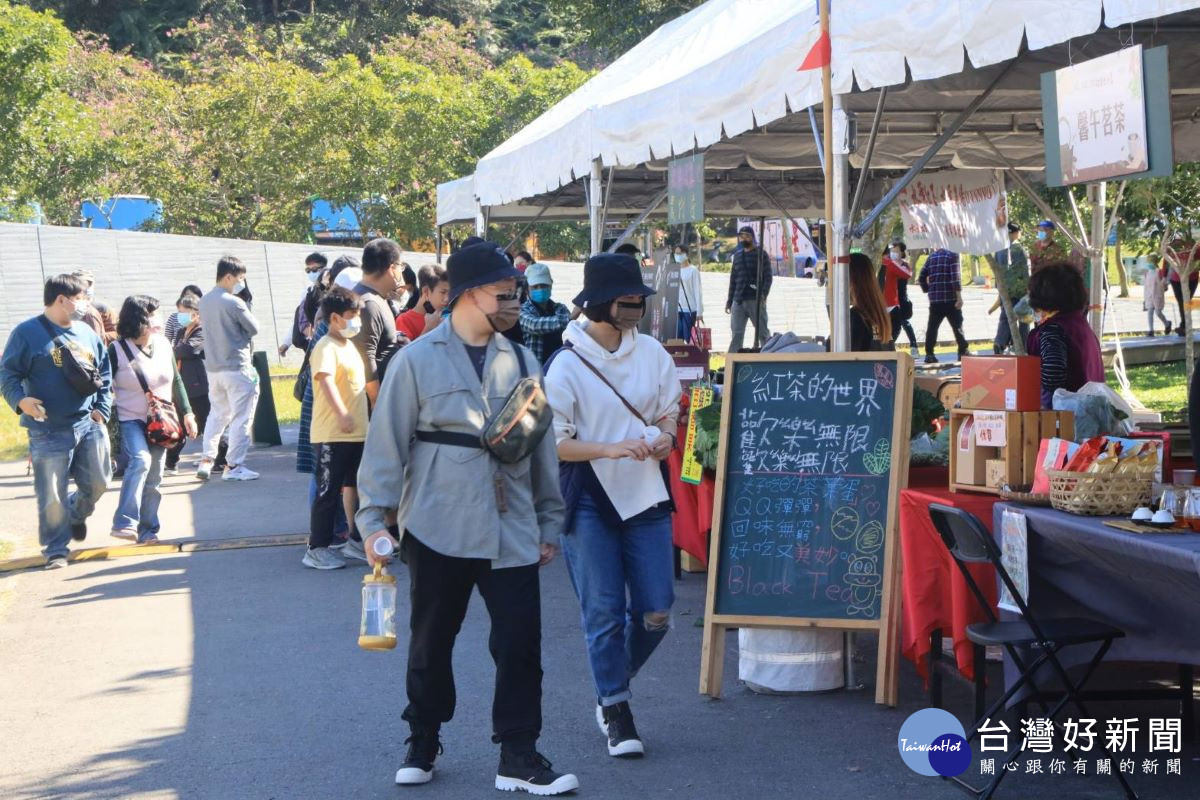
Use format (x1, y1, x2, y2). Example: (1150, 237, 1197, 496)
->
(668, 429, 715, 565)
(900, 482, 1001, 682)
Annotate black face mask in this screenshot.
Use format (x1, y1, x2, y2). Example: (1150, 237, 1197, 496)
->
(423, 300, 435, 315)
(613, 300, 645, 331)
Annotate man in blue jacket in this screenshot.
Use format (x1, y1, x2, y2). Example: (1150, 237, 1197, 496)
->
(1, 274, 113, 568)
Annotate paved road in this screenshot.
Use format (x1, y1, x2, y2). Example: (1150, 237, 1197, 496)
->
(2, 412, 1199, 799)
(0, 430, 310, 560)
(3, 541, 1198, 800)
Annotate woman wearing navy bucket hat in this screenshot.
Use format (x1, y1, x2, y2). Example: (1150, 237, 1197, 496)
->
(544, 251, 682, 759)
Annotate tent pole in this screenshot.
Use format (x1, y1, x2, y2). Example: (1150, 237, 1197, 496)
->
(503, 185, 569, 252)
(848, 87, 887, 232)
(977, 133, 1091, 254)
(474, 201, 485, 237)
(755, 181, 822, 258)
(1088, 181, 1107, 336)
(1066, 187, 1091, 249)
(589, 159, 603, 254)
(436, 226, 443, 264)
(831, 95, 851, 352)
(606, 189, 668, 253)
(755, 216, 767, 349)
(598, 166, 615, 235)
(851, 55, 1021, 238)
(808, 107, 826, 174)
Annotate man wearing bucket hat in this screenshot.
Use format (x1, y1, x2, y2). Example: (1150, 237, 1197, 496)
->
(518, 262, 571, 365)
(357, 241, 577, 796)
(544, 252, 681, 760)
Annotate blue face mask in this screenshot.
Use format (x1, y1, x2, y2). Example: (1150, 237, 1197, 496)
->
(177, 312, 192, 327)
(530, 288, 552, 304)
(1036, 230, 1048, 241)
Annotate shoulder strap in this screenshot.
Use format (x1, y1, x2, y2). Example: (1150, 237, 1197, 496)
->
(118, 339, 153, 395)
(564, 344, 648, 426)
(512, 343, 530, 379)
(37, 315, 66, 348)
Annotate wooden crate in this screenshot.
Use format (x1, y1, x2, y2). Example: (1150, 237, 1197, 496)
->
(948, 409, 1074, 495)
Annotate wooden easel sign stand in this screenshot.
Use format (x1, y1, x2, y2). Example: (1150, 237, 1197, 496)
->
(699, 352, 913, 706)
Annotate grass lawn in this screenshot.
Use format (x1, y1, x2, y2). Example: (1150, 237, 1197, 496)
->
(1108, 360, 1189, 423)
(0, 363, 1189, 462)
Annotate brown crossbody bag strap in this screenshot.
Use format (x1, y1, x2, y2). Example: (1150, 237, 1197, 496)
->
(564, 345, 648, 426)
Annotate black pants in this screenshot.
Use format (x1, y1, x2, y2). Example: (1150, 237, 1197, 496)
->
(401, 533, 543, 744)
(926, 301, 969, 357)
(1172, 276, 1198, 331)
(889, 307, 918, 349)
(308, 441, 363, 548)
(165, 393, 226, 470)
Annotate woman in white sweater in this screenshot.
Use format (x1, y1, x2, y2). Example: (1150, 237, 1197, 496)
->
(544, 252, 682, 760)
(674, 245, 704, 342)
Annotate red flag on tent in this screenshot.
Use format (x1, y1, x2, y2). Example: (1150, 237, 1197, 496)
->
(798, 30, 830, 71)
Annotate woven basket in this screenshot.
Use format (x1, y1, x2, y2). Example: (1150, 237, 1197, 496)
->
(1047, 469, 1155, 516)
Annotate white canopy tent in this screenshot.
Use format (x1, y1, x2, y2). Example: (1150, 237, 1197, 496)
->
(473, 0, 1200, 204)
(454, 0, 1200, 343)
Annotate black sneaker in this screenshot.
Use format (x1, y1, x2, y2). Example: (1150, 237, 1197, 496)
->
(495, 747, 579, 795)
(70, 521, 87, 541)
(395, 730, 442, 785)
(923, 355, 938, 365)
(1166, 321, 1174, 335)
(601, 701, 645, 758)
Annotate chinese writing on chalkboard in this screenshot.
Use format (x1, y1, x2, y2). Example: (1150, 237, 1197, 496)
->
(715, 361, 898, 620)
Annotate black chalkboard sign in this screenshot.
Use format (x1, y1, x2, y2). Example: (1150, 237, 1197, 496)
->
(700, 352, 913, 706)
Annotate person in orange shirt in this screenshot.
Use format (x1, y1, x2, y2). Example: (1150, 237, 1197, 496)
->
(395, 264, 450, 341)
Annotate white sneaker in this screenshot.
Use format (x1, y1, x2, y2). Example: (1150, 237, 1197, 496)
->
(595, 703, 607, 736)
(340, 539, 368, 563)
(163, 468, 178, 477)
(196, 460, 212, 481)
(302, 547, 346, 570)
(221, 465, 260, 482)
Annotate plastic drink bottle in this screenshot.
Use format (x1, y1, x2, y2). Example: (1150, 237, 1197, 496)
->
(358, 537, 398, 651)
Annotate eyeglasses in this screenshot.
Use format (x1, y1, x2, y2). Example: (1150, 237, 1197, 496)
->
(490, 291, 521, 302)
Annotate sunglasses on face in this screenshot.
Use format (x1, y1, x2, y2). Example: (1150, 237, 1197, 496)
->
(484, 290, 521, 302)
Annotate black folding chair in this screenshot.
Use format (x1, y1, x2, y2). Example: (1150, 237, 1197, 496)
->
(928, 503, 1137, 800)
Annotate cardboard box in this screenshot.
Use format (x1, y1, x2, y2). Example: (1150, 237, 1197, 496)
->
(955, 417, 996, 486)
(960, 356, 1042, 411)
(985, 459, 1008, 488)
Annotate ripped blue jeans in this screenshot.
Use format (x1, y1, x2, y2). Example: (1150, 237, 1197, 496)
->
(561, 495, 675, 706)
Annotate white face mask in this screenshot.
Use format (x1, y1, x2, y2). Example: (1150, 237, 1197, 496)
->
(307, 271, 321, 284)
(890, 249, 901, 260)
(342, 316, 363, 337)
(232, 281, 246, 294)
(673, 253, 685, 264)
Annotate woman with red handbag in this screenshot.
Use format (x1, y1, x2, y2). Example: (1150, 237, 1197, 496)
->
(110, 296, 197, 544)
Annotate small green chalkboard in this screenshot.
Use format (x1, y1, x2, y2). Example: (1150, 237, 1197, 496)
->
(667, 154, 705, 226)
(700, 352, 913, 706)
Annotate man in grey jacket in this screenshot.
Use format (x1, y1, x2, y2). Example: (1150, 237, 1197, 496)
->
(360, 242, 578, 796)
(197, 256, 260, 482)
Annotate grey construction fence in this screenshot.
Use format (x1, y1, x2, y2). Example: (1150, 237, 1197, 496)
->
(0, 223, 436, 365)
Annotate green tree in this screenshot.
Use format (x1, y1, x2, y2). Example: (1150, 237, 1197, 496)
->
(545, 0, 699, 61)
(0, 1, 111, 223)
